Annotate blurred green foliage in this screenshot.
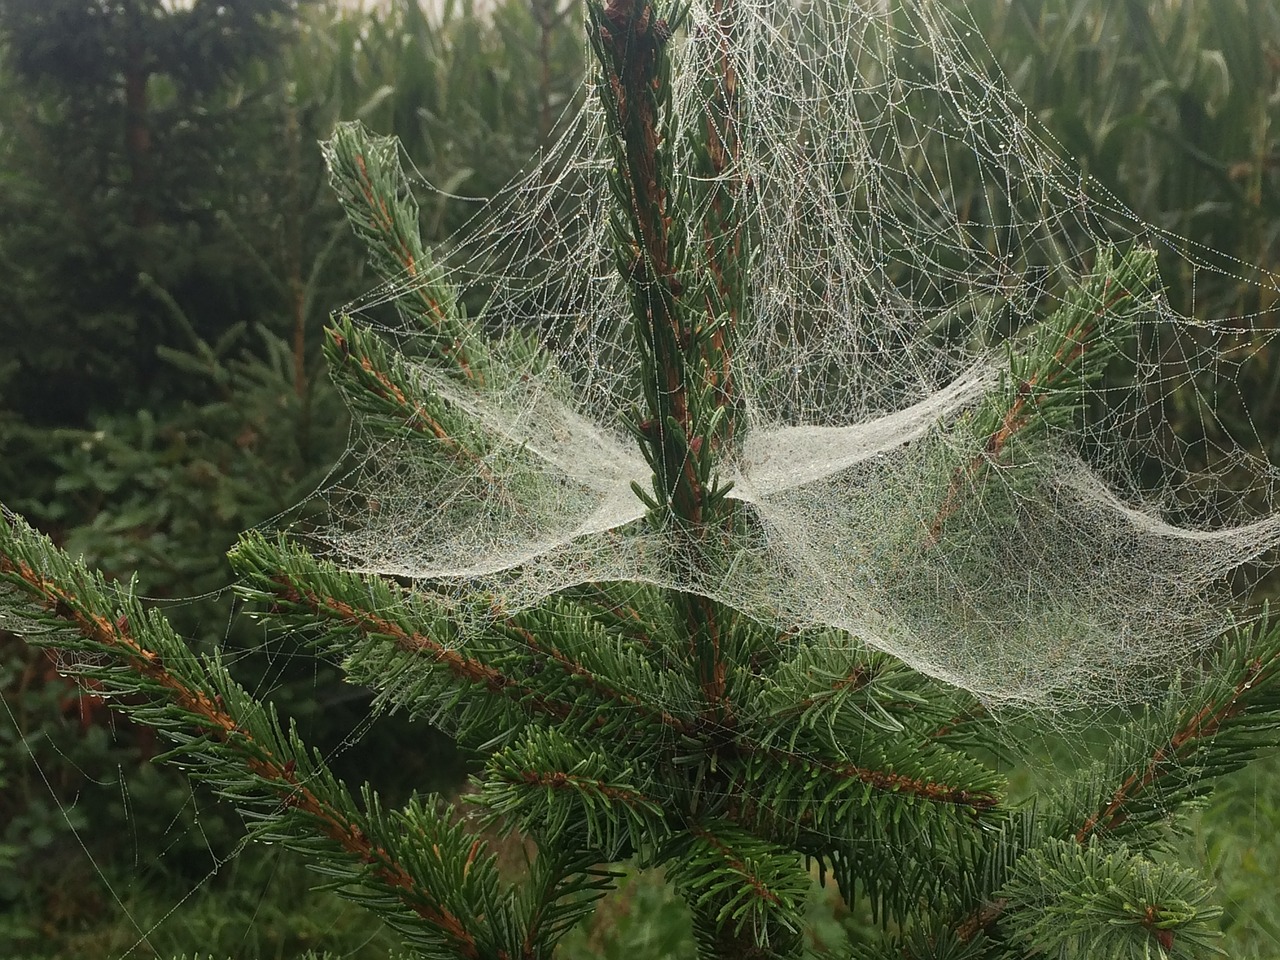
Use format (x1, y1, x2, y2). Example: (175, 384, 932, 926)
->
(980, 0, 1280, 318)
(0, 0, 578, 954)
(1186, 751, 1280, 953)
(2, 0, 1280, 956)
(0, 0, 313, 428)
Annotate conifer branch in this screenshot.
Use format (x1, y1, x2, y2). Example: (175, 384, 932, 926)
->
(480, 726, 668, 860)
(589, 0, 739, 726)
(590, 0, 706, 525)
(234, 535, 701, 748)
(999, 839, 1224, 958)
(325, 317, 495, 477)
(324, 122, 481, 382)
(757, 744, 1000, 812)
(559, 582, 667, 649)
(690, 0, 748, 451)
(233, 535, 567, 738)
(666, 822, 810, 957)
(948, 617, 1280, 947)
(926, 246, 1156, 544)
(0, 510, 502, 959)
(756, 636, 961, 737)
(493, 608, 698, 737)
(1071, 614, 1280, 845)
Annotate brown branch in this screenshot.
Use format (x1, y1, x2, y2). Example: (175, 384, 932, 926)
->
(698, 0, 745, 449)
(350, 152, 477, 383)
(757, 742, 998, 812)
(772, 666, 873, 720)
(0, 552, 482, 957)
(327, 327, 500, 487)
(502, 618, 696, 736)
(1075, 656, 1269, 843)
(517, 770, 655, 808)
(596, 0, 697, 511)
(595, 0, 732, 719)
(955, 898, 1008, 942)
(926, 284, 1121, 544)
(274, 574, 701, 736)
(691, 825, 782, 906)
(268, 575, 566, 720)
(956, 653, 1274, 943)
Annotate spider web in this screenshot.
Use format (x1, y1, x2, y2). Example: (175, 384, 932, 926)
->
(323, 0, 1280, 712)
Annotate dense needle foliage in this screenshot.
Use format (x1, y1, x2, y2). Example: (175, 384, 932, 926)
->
(3, 0, 1280, 957)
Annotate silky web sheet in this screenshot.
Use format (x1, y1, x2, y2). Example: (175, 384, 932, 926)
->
(324, 0, 1280, 711)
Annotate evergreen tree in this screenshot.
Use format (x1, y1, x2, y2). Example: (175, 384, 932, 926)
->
(0, 0, 311, 429)
(4, 0, 1280, 957)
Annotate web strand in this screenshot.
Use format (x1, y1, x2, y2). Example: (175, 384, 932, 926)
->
(322, 0, 1280, 716)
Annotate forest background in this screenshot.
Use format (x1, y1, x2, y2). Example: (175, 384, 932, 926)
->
(1, 0, 1280, 957)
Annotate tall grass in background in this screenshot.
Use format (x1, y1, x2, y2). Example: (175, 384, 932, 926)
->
(1006, 0, 1279, 312)
(975, 0, 1280, 487)
(296, 0, 581, 225)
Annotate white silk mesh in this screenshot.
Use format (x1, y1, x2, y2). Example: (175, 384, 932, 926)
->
(322, 0, 1280, 711)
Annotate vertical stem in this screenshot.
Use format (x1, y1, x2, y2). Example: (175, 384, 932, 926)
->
(123, 33, 154, 229)
(589, 0, 747, 724)
(284, 100, 308, 402)
(532, 0, 555, 143)
(590, 0, 698, 518)
(695, 0, 747, 451)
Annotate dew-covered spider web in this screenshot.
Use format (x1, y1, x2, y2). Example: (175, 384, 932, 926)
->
(323, 0, 1280, 714)
(7, 2, 1280, 957)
